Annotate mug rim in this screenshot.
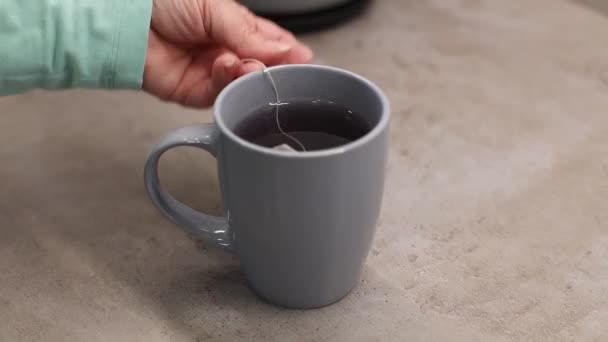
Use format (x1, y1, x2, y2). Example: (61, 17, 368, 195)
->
(214, 64, 390, 158)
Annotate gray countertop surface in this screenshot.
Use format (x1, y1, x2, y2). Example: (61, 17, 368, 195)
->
(2, 0, 608, 341)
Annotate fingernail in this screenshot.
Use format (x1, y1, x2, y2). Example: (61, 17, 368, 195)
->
(277, 43, 292, 52)
(265, 41, 292, 53)
(225, 57, 237, 69)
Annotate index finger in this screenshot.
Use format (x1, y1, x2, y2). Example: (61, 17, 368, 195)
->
(255, 17, 298, 42)
(255, 18, 314, 64)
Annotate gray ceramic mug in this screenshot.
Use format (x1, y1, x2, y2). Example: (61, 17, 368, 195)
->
(144, 64, 389, 309)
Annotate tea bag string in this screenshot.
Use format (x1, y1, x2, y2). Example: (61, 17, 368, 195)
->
(241, 59, 306, 151)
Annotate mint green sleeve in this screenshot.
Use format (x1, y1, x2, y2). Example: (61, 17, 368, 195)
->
(0, 0, 152, 95)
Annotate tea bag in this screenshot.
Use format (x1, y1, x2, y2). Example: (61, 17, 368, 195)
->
(272, 143, 297, 152)
(241, 59, 306, 152)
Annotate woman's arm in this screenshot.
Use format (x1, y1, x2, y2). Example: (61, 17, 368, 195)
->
(0, 0, 152, 95)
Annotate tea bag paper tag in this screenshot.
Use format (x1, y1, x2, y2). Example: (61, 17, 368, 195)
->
(273, 144, 297, 152)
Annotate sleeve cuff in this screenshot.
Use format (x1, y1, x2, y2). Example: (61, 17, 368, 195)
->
(107, 0, 153, 89)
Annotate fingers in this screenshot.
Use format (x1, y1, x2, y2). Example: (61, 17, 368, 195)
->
(194, 52, 240, 107)
(237, 60, 265, 77)
(255, 17, 297, 42)
(283, 40, 314, 64)
(202, 0, 311, 64)
(255, 18, 314, 64)
(185, 54, 265, 108)
(181, 48, 309, 108)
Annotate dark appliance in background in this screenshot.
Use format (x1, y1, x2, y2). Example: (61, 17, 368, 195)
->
(240, 0, 371, 33)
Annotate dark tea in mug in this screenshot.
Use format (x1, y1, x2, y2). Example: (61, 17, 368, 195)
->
(233, 100, 372, 151)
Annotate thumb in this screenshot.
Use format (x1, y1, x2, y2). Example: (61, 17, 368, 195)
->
(203, 0, 292, 62)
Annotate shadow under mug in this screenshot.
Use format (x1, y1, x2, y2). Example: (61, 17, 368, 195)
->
(144, 64, 390, 309)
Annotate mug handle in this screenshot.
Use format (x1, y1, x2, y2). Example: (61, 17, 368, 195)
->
(143, 124, 233, 251)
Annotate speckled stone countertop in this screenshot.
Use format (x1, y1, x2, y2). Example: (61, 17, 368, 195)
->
(1, 0, 608, 341)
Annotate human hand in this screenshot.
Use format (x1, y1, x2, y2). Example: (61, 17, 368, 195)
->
(143, 0, 313, 107)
